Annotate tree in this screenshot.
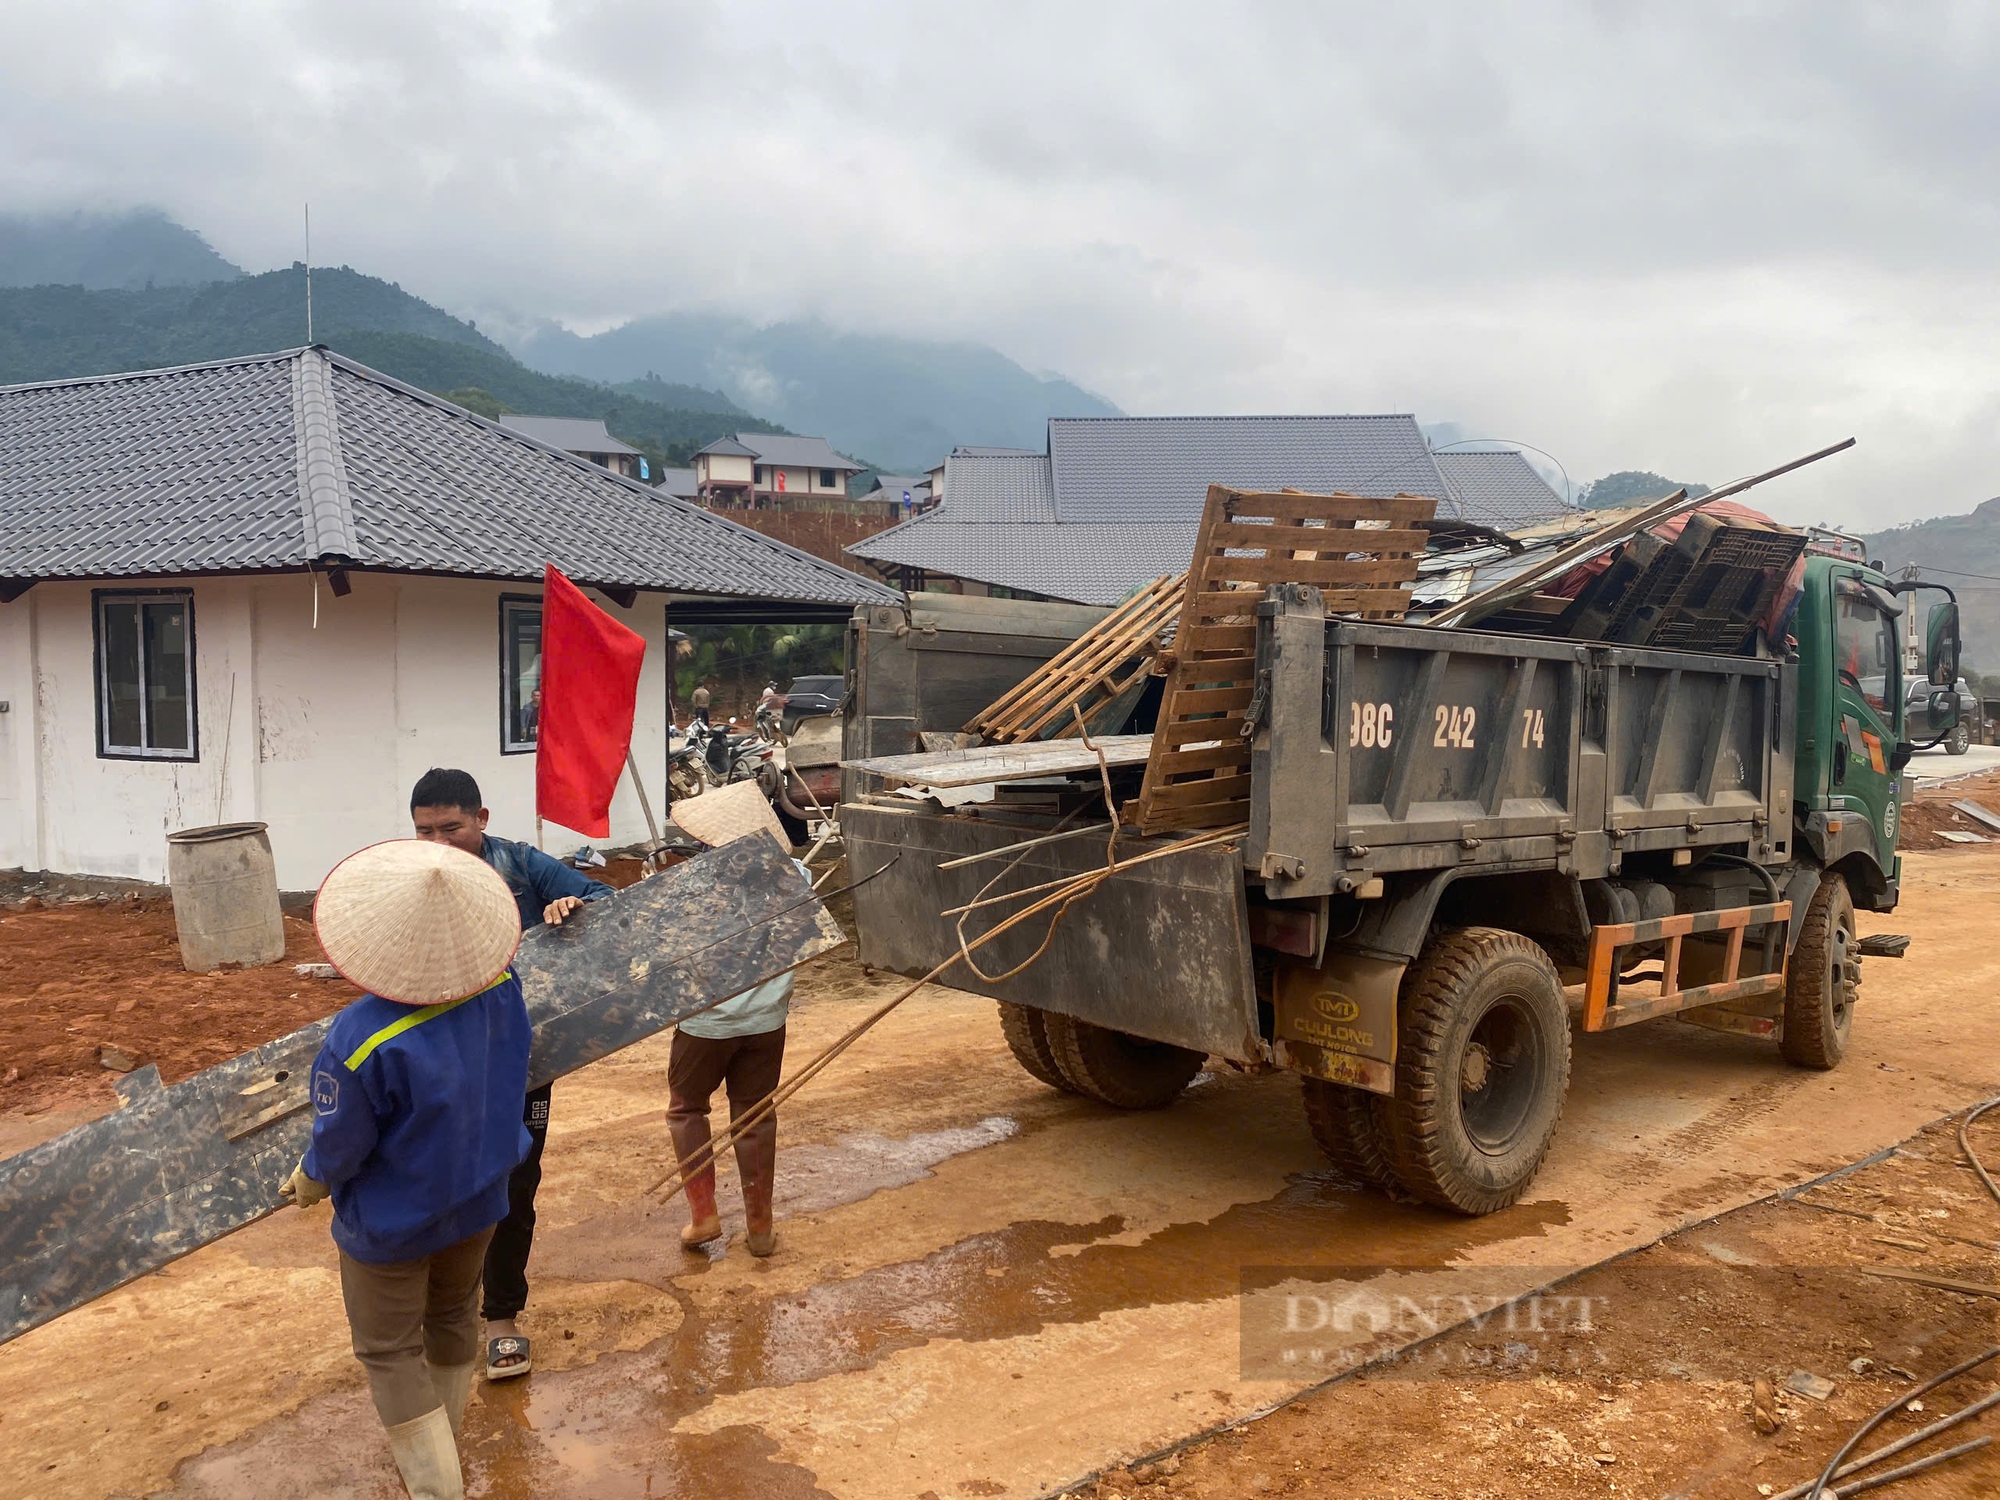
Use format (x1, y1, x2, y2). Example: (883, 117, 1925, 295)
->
(1577, 471, 1712, 509)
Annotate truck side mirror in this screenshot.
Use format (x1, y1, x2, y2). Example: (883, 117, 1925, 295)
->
(1927, 600, 1961, 687)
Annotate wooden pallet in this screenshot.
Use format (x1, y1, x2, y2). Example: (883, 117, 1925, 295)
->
(969, 573, 1186, 743)
(1130, 486, 1436, 834)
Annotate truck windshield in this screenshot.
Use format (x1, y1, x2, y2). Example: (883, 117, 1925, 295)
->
(1835, 594, 1897, 716)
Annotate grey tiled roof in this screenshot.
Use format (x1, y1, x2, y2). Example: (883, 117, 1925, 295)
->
(695, 435, 759, 457)
(1435, 451, 1575, 528)
(0, 348, 898, 608)
(849, 516, 1197, 605)
(733, 432, 863, 471)
(497, 414, 640, 456)
(941, 451, 1056, 520)
(1048, 415, 1452, 521)
(656, 466, 700, 498)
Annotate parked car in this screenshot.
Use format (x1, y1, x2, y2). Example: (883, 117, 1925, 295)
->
(1906, 675, 1981, 753)
(782, 674, 846, 735)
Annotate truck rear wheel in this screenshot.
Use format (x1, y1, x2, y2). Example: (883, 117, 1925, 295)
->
(1781, 873, 1855, 1070)
(1300, 1078, 1404, 1194)
(996, 1002, 1076, 1093)
(1044, 1013, 1205, 1109)
(1380, 928, 1571, 1216)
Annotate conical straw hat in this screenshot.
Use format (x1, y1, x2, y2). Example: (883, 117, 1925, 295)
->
(315, 840, 522, 1006)
(669, 779, 787, 849)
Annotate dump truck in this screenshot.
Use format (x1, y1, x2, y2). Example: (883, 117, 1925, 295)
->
(838, 549, 1965, 1215)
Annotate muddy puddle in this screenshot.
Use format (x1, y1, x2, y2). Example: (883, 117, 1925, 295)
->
(459, 1172, 1568, 1496)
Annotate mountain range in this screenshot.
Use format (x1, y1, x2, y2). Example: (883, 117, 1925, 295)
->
(0, 208, 1119, 473)
(514, 314, 1119, 472)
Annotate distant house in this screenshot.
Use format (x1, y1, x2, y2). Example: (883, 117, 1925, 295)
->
(498, 414, 645, 479)
(0, 348, 895, 889)
(693, 433, 867, 509)
(848, 418, 1574, 604)
(863, 475, 932, 514)
(655, 466, 701, 502)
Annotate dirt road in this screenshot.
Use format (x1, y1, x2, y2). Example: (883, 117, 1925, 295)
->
(6, 849, 2000, 1498)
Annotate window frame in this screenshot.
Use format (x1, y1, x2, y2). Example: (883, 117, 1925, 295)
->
(1833, 581, 1899, 721)
(819, 467, 836, 488)
(498, 593, 544, 756)
(92, 588, 199, 762)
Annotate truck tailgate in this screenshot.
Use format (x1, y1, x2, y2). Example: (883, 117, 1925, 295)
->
(843, 801, 1262, 1062)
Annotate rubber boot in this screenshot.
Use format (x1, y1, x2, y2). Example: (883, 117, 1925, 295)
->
(431, 1361, 477, 1439)
(668, 1114, 723, 1248)
(384, 1405, 463, 1500)
(735, 1111, 778, 1258)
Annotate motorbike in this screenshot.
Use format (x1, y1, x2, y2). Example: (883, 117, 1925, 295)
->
(687, 716, 776, 790)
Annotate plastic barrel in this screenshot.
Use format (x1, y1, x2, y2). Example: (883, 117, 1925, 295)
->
(165, 822, 286, 973)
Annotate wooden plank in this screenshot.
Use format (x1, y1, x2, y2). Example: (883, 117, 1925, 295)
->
(1204, 524, 1432, 556)
(1147, 741, 1252, 774)
(1179, 624, 1257, 652)
(1132, 484, 1431, 834)
(1158, 719, 1238, 748)
(0, 835, 843, 1347)
(1148, 772, 1257, 806)
(1161, 685, 1254, 717)
(842, 734, 1154, 788)
(1218, 492, 1438, 525)
(970, 573, 1185, 744)
(1198, 556, 1422, 587)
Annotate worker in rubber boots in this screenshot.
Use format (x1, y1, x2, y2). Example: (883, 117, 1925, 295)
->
(281, 839, 530, 1500)
(665, 781, 801, 1258)
(408, 767, 612, 1383)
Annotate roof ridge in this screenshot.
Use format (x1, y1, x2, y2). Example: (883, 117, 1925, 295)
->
(292, 348, 360, 561)
(0, 346, 311, 397)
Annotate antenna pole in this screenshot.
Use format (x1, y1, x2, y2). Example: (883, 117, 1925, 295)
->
(304, 203, 313, 344)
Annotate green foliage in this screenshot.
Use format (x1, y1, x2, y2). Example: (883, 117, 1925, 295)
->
(0, 267, 791, 472)
(0, 208, 241, 290)
(611, 374, 746, 416)
(674, 624, 845, 711)
(439, 386, 507, 419)
(1577, 471, 1713, 508)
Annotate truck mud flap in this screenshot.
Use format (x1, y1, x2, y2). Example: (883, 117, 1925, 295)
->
(843, 802, 1262, 1062)
(0, 834, 841, 1347)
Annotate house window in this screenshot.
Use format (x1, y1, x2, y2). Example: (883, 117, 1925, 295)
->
(753, 465, 766, 485)
(95, 591, 196, 760)
(820, 468, 836, 488)
(500, 596, 542, 753)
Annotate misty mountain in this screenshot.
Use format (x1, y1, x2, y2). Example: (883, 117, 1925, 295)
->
(514, 313, 1121, 471)
(1864, 500, 2000, 674)
(0, 269, 780, 471)
(0, 207, 242, 290)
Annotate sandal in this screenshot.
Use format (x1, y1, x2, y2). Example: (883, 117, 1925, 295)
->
(485, 1335, 531, 1381)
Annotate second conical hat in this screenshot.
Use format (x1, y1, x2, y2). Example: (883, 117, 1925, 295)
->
(669, 779, 788, 849)
(314, 840, 522, 1006)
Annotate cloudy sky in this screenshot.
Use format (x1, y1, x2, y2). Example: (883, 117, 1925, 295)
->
(2, 0, 1995, 526)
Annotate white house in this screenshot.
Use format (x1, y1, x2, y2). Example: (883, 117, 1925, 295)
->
(692, 432, 866, 508)
(0, 348, 897, 891)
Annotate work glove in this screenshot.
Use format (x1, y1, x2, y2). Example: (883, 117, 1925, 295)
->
(280, 1159, 329, 1209)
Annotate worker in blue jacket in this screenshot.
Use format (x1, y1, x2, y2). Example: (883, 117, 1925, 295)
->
(408, 767, 612, 1382)
(283, 838, 530, 1500)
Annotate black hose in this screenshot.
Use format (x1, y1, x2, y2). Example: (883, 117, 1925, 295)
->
(1701, 851, 1782, 904)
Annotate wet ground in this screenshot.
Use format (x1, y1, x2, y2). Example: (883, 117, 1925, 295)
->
(6, 848, 2000, 1497)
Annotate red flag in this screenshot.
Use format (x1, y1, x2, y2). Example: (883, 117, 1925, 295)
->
(536, 566, 646, 838)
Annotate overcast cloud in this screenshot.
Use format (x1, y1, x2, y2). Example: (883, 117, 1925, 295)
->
(2, 0, 1996, 526)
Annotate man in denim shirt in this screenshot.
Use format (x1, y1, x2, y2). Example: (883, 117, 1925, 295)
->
(409, 767, 612, 1380)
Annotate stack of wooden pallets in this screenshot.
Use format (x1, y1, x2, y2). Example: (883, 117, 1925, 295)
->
(968, 572, 1185, 744)
(1130, 485, 1436, 834)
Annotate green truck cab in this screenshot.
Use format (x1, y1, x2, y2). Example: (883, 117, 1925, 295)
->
(1790, 552, 1962, 913)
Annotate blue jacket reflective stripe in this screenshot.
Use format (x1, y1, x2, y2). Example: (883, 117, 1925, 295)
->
(305, 972, 533, 1265)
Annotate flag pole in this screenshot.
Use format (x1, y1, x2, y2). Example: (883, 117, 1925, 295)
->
(626, 748, 663, 849)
